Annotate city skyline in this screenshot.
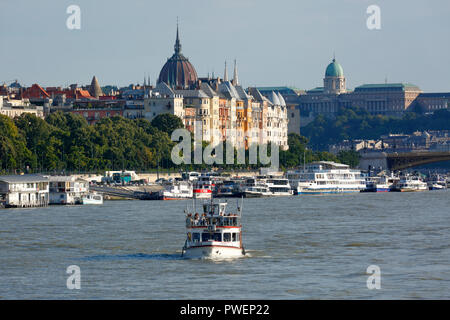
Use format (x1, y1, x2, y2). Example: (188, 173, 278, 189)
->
(1, 0, 450, 91)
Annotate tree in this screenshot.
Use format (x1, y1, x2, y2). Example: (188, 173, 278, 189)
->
(150, 113, 184, 136)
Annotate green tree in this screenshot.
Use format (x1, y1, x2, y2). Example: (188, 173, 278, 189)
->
(150, 113, 184, 136)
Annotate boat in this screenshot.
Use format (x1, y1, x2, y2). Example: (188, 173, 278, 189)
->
(82, 193, 103, 204)
(429, 183, 446, 190)
(427, 174, 447, 190)
(243, 185, 272, 198)
(286, 161, 366, 195)
(362, 174, 399, 192)
(265, 177, 293, 196)
(161, 181, 193, 200)
(193, 174, 216, 199)
(181, 199, 245, 259)
(392, 175, 428, 192)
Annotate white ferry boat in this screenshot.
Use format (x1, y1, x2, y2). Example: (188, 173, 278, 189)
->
(82, 193, 103, 205)
(241, 177, 271, 197)
(193, 175, 216, 199)
(286, 161, 366, 195)
(265, 178, 293, 196)
(243, 185, 272, 198)
(182, 200, 245, 259)
(363, 174, 400, 193)
(393, 175, 428, 192)
(161, 181, 193, 200)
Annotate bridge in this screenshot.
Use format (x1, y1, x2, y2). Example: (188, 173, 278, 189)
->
(359, 151, 450, 171)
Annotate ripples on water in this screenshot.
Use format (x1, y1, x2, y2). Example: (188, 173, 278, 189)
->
(0, 190, 449, 299)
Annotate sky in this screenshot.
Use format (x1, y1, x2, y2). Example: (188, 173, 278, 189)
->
(1, 0, 449, 92)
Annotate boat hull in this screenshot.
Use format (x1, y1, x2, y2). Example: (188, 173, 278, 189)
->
(297, 188, 362, 195)
(183, 245, 245, 259)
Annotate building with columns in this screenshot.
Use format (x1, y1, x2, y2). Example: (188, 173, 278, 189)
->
(298, 57, 449, 127)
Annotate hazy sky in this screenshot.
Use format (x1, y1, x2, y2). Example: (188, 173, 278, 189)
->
(1, 0, 449, 92)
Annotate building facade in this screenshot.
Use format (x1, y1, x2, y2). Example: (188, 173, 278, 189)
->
(298, 58, 450, 126)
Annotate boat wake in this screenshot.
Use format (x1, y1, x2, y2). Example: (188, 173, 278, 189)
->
(81, 253, 184, 261)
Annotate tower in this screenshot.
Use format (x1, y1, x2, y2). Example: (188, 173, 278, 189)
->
(323, 57, 346, 94)
(232, 59, 239, 86)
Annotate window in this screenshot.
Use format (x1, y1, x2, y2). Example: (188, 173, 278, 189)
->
(202, 233, 210, 242)
(223, 233, 231, 242)
(232, 233, 240, 242)
(213, 233, 222, 242)
(193, 232, 200, 242)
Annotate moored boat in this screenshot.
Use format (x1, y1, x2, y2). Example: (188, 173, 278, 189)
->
(392, 175, 428, 192)
(82, 193, 103, 205)
(287, 161, 366, 195)
(161, 181, 193, 200)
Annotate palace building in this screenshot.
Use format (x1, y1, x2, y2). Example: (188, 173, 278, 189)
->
(298, 58, 449, 127)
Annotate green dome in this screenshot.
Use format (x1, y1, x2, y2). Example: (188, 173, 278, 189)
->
(325, 59, 344, 77)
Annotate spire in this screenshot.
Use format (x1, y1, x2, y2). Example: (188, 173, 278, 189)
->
(148, 75, 151, 86)
(144, 74, 147, 87)
(232, 59, 239, 86)
(224, 61, 229, 82)
(174, 18, 182, 54)
(89, 75, 103, 99)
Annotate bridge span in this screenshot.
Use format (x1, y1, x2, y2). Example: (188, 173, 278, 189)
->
(359, 151, 450, 171)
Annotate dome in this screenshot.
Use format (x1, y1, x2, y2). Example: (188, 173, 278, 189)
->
(157, 25, 198, 89)
(325, 58, 344, 77)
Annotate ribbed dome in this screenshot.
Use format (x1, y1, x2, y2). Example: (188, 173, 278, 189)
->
(157, 25, 198, 89)
(325, 59, 344, 77)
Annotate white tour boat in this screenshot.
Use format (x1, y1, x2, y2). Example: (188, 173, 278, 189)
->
(394, 175, 428, 192)
(286, 161, 366, 194)
(161, 181, 193, 200)
(193, 175, 216, 199)
(82, 193, 103, 205)
(182, 199, 245, 259)
(265, 177, 293, 196)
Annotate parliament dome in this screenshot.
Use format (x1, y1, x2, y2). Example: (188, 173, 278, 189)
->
(157, 25, 198, 89)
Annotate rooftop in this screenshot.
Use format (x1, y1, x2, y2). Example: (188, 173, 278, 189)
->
(0, 174, 49, 183)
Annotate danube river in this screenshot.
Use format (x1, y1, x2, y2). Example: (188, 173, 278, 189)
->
(1, 190, 449, 299)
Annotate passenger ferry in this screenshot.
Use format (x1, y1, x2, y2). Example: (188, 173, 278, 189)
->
(193, 174, 216, 199)
(182, 200, 245, 259)
(392, 175, 428, 192)
(243, 185, 272, 198)
(363, 174, 400, 193)
(265, 178, 293, 196)
(160, 181, 193, 200)
(286, 161, 366, 194)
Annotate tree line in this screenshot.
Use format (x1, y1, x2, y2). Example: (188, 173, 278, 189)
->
(302, 106, 450, 150)
(0, 112, 361, 175)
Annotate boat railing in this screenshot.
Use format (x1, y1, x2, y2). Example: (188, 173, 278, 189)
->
(186, 214, 240, 228)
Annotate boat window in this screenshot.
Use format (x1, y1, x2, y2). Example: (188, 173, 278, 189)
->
(223, 233, 231, 242)
(201, 233, 211, 242)
(193, 232, 200, 242)
(214, 233, 222, 242)
(232, 233, 237, 241)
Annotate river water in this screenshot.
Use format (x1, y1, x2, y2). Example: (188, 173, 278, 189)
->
(0, 190, 449, 299)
